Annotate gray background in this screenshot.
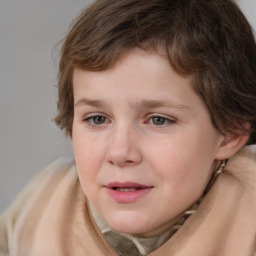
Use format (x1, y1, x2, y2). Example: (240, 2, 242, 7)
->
(0, 0, 255, 212)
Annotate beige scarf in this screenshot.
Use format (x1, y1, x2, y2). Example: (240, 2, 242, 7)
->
(1, 146, 256, 256)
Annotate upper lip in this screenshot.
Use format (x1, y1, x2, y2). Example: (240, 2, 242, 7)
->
(105, 182, 154, 189)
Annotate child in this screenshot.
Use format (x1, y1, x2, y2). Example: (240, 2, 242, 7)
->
(1, 0, 256, 255)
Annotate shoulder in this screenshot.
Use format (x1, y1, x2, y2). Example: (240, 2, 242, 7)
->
(2, 157, 77, 217)
(0, 158, 77, 255)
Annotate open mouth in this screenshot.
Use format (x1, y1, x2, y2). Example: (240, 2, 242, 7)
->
(112, 187, 145, 192)
(105, 182, 154, 203)
(107, 182, 153, 191)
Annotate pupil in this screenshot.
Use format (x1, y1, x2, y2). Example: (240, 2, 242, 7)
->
(153, 117, 165, 125)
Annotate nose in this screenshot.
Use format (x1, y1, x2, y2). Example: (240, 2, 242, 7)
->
(106, 125, 143, 167)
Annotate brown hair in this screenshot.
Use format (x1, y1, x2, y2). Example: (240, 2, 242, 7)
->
(55, 0, 256, 144)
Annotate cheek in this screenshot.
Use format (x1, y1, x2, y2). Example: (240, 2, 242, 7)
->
(73, 126, 105, 165)
(148, 136, 215, 195)
(72, 133, 105, 191)
(147, 136, 197, 174)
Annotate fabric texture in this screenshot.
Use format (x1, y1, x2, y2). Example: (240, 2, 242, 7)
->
(0, 146, 256, 256)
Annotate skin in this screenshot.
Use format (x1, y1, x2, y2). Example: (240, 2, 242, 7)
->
(72, 48, 232, 237)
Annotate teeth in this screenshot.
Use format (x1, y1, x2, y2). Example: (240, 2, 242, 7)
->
(116, 188, 137, 192)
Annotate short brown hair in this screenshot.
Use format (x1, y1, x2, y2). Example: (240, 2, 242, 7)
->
(55, 0, 256, 144)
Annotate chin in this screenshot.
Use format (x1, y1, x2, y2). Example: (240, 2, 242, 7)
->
(105, 211, 151, 235)
(111, 223, 149, 236)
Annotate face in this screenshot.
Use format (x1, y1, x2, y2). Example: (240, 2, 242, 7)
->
(72, 48, 224, 237)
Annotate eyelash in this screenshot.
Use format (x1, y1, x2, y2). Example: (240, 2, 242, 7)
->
(83, 114, 109, 127)
(147, 114, 176, 126)
(82, 114, 176, 127)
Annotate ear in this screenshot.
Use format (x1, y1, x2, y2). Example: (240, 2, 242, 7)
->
(215, 132, 250, 160)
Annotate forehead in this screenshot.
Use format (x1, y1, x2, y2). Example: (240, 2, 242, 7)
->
(72, 48, 205, 118)
(73, 48, 193, 91)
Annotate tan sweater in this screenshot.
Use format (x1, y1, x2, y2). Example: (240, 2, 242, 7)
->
(1, 146, 256, 256)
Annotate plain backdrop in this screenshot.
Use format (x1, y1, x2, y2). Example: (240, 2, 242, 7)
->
(0, 0, 255, 212)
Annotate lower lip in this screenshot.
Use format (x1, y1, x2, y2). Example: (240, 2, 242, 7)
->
(106, 187, 153, 203)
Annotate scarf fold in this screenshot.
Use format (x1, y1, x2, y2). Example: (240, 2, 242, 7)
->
(1, 146, 256, 256)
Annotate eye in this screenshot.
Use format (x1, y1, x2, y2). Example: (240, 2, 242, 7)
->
(83, 115, 109, 126)
(148, 115, 175, 126)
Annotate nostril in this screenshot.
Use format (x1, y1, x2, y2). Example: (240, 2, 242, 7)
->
(109, 160, 115, 165)
(108, 159, 134, 166)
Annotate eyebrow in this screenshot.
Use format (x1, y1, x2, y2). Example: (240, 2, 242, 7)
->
(74, 98, 105, 108)
(137, 99, 190, 110)
(74, 98, 190, 111)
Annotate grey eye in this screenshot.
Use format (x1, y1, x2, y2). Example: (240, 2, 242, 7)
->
(151, 116, 167, 125)
(92, 116, 106, 124)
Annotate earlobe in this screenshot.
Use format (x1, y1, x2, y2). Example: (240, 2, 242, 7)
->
(215, 133, 250, 160)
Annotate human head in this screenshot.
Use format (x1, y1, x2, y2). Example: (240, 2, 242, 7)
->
(71, 48, 230, 236)
(55, 0, 256, 144)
